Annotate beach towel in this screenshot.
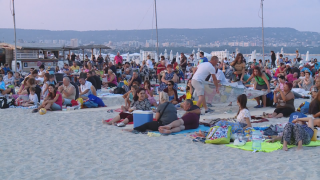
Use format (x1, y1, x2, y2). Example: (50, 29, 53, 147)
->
(153, 125, 210, 135)
(226, 140, 320, 152)
(105, 118, 157, 125)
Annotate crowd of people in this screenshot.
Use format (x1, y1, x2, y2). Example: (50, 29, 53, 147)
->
(1, 50, 320, 151)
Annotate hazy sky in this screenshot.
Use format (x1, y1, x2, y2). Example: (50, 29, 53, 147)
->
(1, 0, 319, 32)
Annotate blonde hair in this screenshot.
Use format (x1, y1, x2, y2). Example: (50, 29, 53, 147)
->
(159, 92, 169, 104)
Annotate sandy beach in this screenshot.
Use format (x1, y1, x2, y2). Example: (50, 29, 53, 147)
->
(1, 98, 320, 180)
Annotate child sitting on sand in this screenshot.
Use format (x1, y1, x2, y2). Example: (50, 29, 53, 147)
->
(144, 80, 157, 107)
(22, 87, 38, 107)
(121, 85, 139, 112)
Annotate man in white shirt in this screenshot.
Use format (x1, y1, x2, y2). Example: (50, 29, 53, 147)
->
(146, 55, 154, 69)
(16, 62, 23, 74)
(79, 77, 94, 100)
(192, 56, 219, 113)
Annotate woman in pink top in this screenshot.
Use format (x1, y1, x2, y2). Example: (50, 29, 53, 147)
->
(103, 69, 118, 88)
(33, 84, 62, 112)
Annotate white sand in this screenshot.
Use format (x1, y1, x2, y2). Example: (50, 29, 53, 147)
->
(1, 98, 320, 179)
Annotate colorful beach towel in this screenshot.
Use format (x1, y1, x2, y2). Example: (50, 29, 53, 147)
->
(105, 118, 157, 125)
(226, 140, 320, 152)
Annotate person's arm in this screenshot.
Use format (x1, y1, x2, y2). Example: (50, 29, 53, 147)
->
(211, 74, 219, 93)
(242, 117, 252, 129)
(47, 93, 59, 103)
(161, 74, 167, 84)
(267, 136, 282, 143)
(122, 91, 130, 99)
(155, 112, 160, 121)
(148, 88, 154, 97)
(185, 108, 201, 115)
(240, 65, 245, 81)
(172, 73, 179, 83)
(79, 88, 89, 96)
(107, 74, 115, 84)
(292, 117, 314, 129)
(261, 74, 270, 92)
(128, 77, 134, 86)
(62, 86, 75, 97)
(313, 112, 320, 118)
(273, 89, 280, 103)
(244, 74, 254, 84)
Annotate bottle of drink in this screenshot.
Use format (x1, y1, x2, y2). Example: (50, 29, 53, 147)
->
(251, 130, 262, 151)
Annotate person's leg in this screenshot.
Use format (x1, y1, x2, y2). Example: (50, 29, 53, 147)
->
(293, 124, 310, 150)
(172, 100, 178, 105)
(63, 98, 72, 105)
(105, 115, 121, 125)
(293, 91, 303, 99)
(160, 125, 185, 134)
(281, 123, 294, 151)
(121, 114, 133, 125)
(134, 121, 162, 132)
(159, 119, 184, 130)
(44, 102, 54, 110)
(275, 113, 284, 118)
(51, 103, 62, 111)
(262, 95, 267, 107)
(314, 119, 320, 127)
(254, 97, 261, 106)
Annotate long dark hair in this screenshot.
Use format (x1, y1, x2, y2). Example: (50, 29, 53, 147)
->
(186, 79, 191, 92)
(236, 94, 248, 116)
(144, 80, 151, 90)
(133, 88, 145, 101)
(253, 66, 263, 77)
(171, 58, 176, 65)
(48, 84, 57, 99)
(233, 53, 244, 64)
(44, 73, 50, 82)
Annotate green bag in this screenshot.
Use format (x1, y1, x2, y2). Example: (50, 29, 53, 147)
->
(205, 126, 232, 144)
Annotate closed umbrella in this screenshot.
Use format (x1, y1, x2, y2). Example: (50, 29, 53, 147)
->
(169, 50, 173, 61)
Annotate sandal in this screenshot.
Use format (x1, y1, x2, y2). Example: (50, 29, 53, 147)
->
(117, 122, 126, 127)
(32, 109, 38, 113)
(254, 105, 262, 108)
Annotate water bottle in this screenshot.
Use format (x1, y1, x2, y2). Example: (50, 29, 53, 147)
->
(252, 130, 262, 151)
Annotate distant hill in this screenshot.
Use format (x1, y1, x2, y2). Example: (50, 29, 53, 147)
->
(0, 27, 319, 45)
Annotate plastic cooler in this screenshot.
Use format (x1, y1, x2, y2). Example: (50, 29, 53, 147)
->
(133, 110, 153, 128)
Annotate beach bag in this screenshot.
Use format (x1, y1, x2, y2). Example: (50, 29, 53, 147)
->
(88, 94, 105, 107)
(0, 97, 9, 109)
(77, 98, 84, 105)
(114, 87, 126, 94)
(311, 128, 318, 141)
(205, 126, 232, 144)
(83, 101, 98, 108)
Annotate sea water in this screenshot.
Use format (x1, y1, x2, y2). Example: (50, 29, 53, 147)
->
(252, 130, 263, 151)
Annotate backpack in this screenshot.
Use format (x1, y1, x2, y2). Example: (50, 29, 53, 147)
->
(113, 87, 126, 94)
(0, 97, 9, 109)
(83, 101, 98, 108)
(88, 94, 105, 107)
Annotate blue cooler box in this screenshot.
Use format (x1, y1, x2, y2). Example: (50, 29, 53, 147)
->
(133, 110, 153, 128)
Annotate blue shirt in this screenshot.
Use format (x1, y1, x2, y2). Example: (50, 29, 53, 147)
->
(198, 57, 208, 64)
(3, 67, 11, 75)
(279, 58, 284, 63)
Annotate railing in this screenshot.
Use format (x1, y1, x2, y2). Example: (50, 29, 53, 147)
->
(15, 53, 38, 59)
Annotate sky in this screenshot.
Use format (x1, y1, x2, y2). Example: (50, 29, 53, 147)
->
(0, 0, 319, 32)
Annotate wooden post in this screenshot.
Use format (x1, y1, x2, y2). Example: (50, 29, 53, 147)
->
(82, 49, 84, 61)
(100, 48, 101, 55)
(91, 48, 93, 59)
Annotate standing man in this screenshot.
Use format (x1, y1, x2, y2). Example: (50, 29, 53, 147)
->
(114, 52, 123, 65)
(198, 52, 208, 65)
(97, 55, 104, 70)
(146, 55, 154, 70)
(271, 51, 276, 68)
(192, 56, 219, 113)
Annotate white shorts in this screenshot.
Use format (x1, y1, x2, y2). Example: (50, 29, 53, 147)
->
(191, 79, 204, 96)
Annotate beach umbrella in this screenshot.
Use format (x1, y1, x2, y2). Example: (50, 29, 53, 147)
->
(306, 51, 309, 62)
(140, 49, 143, 63)
(281, 47, 284, 55)
(127, 52, 130, 62)
(194, 50, 198, 66)
(164, 49, 168, 59)
(276, 52, 280, 66)
(155, 53, 158, 63)
(169, 50, 173, 61)
(160, 53, 163, 58)
(176, 52, 180, 64)
(197, 48, 200, 60)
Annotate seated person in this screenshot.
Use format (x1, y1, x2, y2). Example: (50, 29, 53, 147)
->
(298, 71, 313, 91)
(293, 71, 305, 88)
(268, 117, 315, 151)
(274, 63, 286, 78)
(144, 80, 157, 107)
(121, 85, 139, 111)
(125, 92, 178, 132)
(79, 77, 96, 100)
(2, 63, 11, 75)
(266, 83, 295, 118)
(70, 61, 80, 73)
(102, 69, 117, 88)
(91, 71, 102, 90)
(14, 72, 23, 87)
(234, 94, 252, 129)
(86, 71, 98, 90)
(158, 99, 200, 134)
(3, 71, 15, 86)
(163, 81, 179, 105)
(0, 75, 12, 95)
(286, 72, 298, 83)
(32, 84, 62, 112)
(58, 77, 76, 105)
(22, 87, 38, 107)
(158, 64, 178, 91)
(105, 88, 151, 127)
(121, 68, 132, 81)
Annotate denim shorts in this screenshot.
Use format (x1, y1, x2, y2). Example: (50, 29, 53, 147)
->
(51, 103, 62, 111)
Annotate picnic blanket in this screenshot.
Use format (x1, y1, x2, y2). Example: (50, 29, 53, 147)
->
(226, 140, 320, 152)
(153, 125, 210, 135)
(200, 82, 268, 104)
(104, 118, 157, 125)
(9, 105, 37, 109)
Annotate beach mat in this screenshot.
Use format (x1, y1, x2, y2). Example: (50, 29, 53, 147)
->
(154, 125, 210, 135)
(226, 140, 320, 152)
(104, 118, 157, 125)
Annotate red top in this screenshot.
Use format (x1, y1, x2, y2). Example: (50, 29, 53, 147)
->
(173, 62, 178, 70)
(157, 64, 166, 74)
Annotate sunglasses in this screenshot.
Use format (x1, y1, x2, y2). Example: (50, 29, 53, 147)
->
(167, 84, 172, 86)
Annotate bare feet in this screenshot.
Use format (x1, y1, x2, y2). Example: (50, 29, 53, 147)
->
(159, 128, 172, 134)
(159, 126, 171, 130)
(102, 119, 108, 124)
(122, 129, 133, 132)
(282, 145, 288, 151)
